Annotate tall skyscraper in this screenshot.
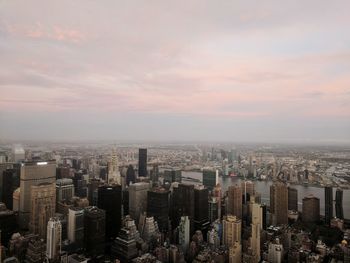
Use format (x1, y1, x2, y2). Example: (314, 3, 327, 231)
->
(46, 217, 62, 261)
(56, 178, 75, 202)
(227, 185, 242, 219)
(129, 182, 150, 223)
(202, 169, 217, 191)
(325, 186, 333, 225)
(178, 216, 190, 253)
(107, 149, 121, 185)
(194, 185, 210, 236)
(172, 184, 194, 233)
(84, 206, 106, 256)
(223, 215, 241, 247)
(138, 148, 147, 177)
(147, 187, 170, 233)
(251, 201, 262, 262)
(68, 207, 84, 247)
(164, 169, 182, 183)
(287, 187, 298, 211)
(208, 197, 219, 223)
(335, 188, 344, 219)
(97, 185, 122, 241)
(241, 180, 255, 204)
(29, 183, 56, 239)
(19, 160, 56, 229)
(302, 195, 320, 223)
(270, 182, 288, 225)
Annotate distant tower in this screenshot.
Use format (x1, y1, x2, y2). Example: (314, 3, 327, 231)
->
(335, 188, 343, 219)
(202, 169, 217, 191)
(107, 149, 121, 185)
(29, 183, 56, 239)
(138, 148, 148, 177)
(270, 182, 288, 225)
(324, 186, 333, 225)
(46, 217, 62, 261)
(227, 185, 242, 219)
(178, 216, 190, 253)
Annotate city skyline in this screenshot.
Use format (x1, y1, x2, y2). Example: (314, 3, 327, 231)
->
(1, 1, 350, 143)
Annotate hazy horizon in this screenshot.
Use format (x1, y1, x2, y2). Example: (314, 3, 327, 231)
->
(1, 1, 350, 143)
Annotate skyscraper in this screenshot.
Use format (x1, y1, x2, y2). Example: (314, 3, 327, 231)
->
(227, 185, 242, 219)
(202, 169, 217, 191)
(251, 201, 262, 262)
(302, 195, 320, 223)
(208, 197, 218, 223)
(97, 185, 122, 241)
(335, 188, 343, 219)
(147, 187, 170, 233)
(223, 215, 241, 247)
(29, 183, 56, 239)
(129, 182, 150, 223)
(270, 182, 288, 225)
(325, 186, 333, 225)
(46, 217, 62, 261)
(288, 187, 298, 211)
(172, 184, 194, 232)
(19, 160, 56, 229)
(194, 185, 210, 236)
(229, 241, 242, 263)
(164, 169, 182, 183)
(138, 148, 147, 177)
(68, 207, 84, 247)
(107, 149, 121, 185)
(84, 206, 106, 256)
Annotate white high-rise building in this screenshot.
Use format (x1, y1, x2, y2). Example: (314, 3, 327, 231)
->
(46, 217, 62, 261)
(268, 238, 284, 263)
(12, 144, 25, 162)
(178, 216, 190, 252)
(107, 149, 121, 185)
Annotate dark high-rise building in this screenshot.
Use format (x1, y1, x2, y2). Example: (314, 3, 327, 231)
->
(0, 203, 17, 246)
(270, 182, 288, 225)
(88, 178, 101, 205)
(227, 185, 242, 219)
(261, 204, 267, 230)
(288, 187, 298, 211)
(126, 165, 136, 186)
(202, 170, 217, 191)
(325, 186, 333, 225)
(97, 185, 122, 241)
(84, 206, 106, 256)
(164, 169, 181, 183)
(302, 195, 320, 223)
(138, 148, 147, 177)
(147, 187, 170, 232)
(172, 184, 194, 232)
(2, 168, 20, 210)
(335, 188, 343, 219)
(194, 186, 210, 237)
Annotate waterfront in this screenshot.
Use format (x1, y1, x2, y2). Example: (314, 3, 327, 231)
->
(182, 171, 350, 219)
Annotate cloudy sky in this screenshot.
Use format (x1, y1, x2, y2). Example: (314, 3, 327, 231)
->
(0, 1, 349, 143)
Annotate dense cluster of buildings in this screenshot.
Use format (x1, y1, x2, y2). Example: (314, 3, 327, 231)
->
(0, 144, 349, 262)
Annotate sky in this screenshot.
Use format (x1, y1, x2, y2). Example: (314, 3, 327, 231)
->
(0, 1, 350, 143)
